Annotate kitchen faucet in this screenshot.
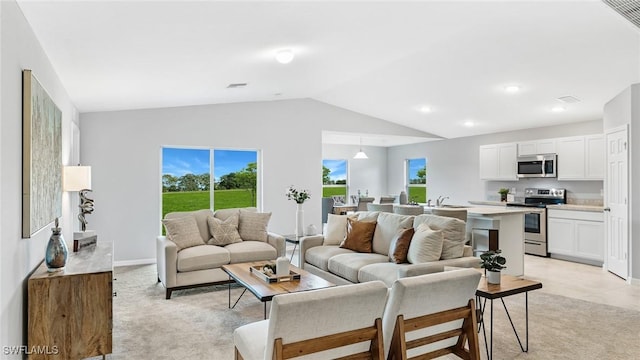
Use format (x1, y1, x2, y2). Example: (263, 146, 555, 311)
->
(436, 196, 449, 207)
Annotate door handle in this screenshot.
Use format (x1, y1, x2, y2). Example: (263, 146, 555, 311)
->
(603, 207, 611, 212)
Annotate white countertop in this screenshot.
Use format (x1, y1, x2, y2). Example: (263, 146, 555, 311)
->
(468, 200, 507, 207)
(547, 204, 604, 212)
(466, 206, 544, 215)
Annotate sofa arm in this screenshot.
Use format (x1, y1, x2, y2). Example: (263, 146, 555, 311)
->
(156, 236, 178, 289)
(267, 232, 286, 258)
(299, 235, 325, 268)
(398, 257, 481, 278)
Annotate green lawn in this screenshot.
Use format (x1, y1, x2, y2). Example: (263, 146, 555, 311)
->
(162, 189, 256, 218)
(408, 186, 427, 203)
(322, 186, 347, 198)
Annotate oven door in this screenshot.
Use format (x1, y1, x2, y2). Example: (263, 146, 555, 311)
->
(524, 212, 542, 242)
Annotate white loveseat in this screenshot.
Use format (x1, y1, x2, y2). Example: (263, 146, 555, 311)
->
(156, 207, 285, 299)
(300, 211, 479, 287)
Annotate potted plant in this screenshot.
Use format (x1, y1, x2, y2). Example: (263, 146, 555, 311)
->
(498, 188, 509, 202)
(480, 250, 506, 284)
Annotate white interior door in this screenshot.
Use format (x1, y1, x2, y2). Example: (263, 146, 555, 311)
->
(605, 126, 628, 280)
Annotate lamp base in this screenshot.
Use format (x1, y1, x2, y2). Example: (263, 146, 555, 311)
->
(73, 230, 97, 252)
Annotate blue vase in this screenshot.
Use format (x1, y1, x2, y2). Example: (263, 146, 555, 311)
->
(45, 219, 68, 272)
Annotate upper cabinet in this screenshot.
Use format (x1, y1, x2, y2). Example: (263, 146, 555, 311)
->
(517, 139, 556, 156)
(479, 143, 517, 180)
(557, 135, 604, 180)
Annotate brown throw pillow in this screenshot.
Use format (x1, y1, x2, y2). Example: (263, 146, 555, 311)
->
(388, 228, 415, 264)
(340, 218, 377, 253)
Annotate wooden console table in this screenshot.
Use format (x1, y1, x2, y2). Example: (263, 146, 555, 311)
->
(28, 241, 113, 360)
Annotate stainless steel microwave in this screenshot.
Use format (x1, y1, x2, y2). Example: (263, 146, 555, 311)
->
(517, 154, 557, 178)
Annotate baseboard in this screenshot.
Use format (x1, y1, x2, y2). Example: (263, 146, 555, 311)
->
(114, 258, 156, 267)
(629, 276, 640, 286)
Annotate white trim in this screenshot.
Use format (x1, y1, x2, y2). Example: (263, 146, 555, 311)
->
(114, 258, 156, 267)
(630, 276, 639, 286)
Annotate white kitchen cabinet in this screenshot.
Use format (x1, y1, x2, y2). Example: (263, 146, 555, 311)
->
(479, 143, 517, 180)
(556, 135, 604, 180)
(517, 139, 556, 156)
(547, 209, 604, 265)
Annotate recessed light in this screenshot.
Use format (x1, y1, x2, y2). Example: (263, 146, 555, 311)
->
(464, 121, 474, 127)
(275, 49, 295, 64)
(551, 105, 566, 112)
(419, 106, 432, 113)
(504, 85, 520, 93)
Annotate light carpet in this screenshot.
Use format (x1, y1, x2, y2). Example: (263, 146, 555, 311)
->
(99, 265, 640, 359)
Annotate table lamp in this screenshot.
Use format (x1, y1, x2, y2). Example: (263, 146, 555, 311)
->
(63, 165, 96, 250)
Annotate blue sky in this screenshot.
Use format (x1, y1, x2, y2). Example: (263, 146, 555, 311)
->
(323, 159, 347, 181)
(162, 148, 256, 180)
(408, 158, 426, 180)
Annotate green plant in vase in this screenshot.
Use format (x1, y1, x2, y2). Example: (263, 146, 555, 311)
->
(498, 188, 509, 202)
(480, 250, 506, 284)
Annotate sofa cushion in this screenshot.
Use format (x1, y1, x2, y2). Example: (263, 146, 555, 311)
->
(165, 209, 213, 245)
(372, 212, 414, 255)
(340, 218, 376, 253)
(407, 223, 444, 264)
(413, 214, 466, 260)
(358, 262, 406, 287)
(389, 227, 415, 264)
(207, 214, 242, 246)
(353, 211, 380, 222)
(162, 215, 206, 251)
(225, 241, 277, 263)
(233, 319, 269, 360)
(328, 253, 389, 283)
(176, 245, 230, 272)
(305, 246, 354, 271)
(214, 207, 257, 221)
(324, 214, 348, 245)
(238, 209, 271, 242)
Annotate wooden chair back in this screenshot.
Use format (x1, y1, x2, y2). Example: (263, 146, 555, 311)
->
(387, 299, 480, 360)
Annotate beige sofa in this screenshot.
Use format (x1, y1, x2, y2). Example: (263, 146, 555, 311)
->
(300, 211, 479, 287)
(156, 207, 285, 299)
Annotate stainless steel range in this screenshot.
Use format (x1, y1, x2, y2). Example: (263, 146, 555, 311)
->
(507, 188, 566, 257)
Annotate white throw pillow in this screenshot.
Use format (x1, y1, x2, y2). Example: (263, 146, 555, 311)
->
(238, 209, 271, 242)
(324, 214, 348, 245)
(162, 215, 205, 251)
(407, 223, 444, 264)
(207, 214, 242, 246)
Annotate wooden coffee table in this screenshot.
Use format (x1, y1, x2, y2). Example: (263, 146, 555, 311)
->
(221, 261, 335, 319)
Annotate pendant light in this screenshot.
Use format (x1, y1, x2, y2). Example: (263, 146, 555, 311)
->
(353, 137, 368, 159)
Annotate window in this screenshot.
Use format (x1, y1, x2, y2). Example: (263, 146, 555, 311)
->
(406, 158, 427, 203)
(322, 159, 348, 198)
(162, 147, 258, 219)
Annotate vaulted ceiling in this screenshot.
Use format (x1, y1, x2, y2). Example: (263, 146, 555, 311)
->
(16, 0, 640, 142)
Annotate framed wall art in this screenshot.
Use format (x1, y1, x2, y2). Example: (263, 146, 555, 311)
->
(22, 69, 62, 238)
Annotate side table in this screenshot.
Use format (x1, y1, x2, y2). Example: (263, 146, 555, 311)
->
(475, 273, 542, 360)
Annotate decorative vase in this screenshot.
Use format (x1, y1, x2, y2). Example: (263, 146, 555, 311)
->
(500, 193, 507, 202)
(487, 270, 501, 285)
(296, 203, 304, 237)
(305, 224, 318, 236)
(399, 191, 408, 205)
(45, 218, 68, 272)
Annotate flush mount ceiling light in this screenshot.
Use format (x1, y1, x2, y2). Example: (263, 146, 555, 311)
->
(419, 105, 432, 113)
(504, 85, 520, 93)
(275, 49, 295, 64)
(463, 120, 474, 127)
(353, 137, 368, 159)
(551, 105, 566, 112)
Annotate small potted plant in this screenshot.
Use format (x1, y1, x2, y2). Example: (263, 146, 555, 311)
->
(480, 250, 506, 284)
(498, 188, 509, 202)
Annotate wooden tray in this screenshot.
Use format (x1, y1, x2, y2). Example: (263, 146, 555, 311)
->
(250, 266, 301, 283)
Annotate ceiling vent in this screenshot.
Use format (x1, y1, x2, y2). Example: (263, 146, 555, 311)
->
(602, 0, 640, 29)
(227, 83, 247, 89)
(556, 95, 581, 103)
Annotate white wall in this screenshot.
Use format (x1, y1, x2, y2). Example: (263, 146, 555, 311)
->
(80, 98, 429, 264)
(0, 0, 78, 355)
(388, 120, 604, 206)
(322, 144, 389, 201)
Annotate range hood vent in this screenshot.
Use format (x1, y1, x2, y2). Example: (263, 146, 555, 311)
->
(603, 0, 640, 30)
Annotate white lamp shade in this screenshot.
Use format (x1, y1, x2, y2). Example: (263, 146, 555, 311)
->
(63, 166, 92, 191)
(353, 151, 368, 159)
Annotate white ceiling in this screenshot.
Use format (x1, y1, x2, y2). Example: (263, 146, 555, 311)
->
(16, 0, 640, 144)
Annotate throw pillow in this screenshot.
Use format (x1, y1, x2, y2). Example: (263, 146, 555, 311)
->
(207, 214, 242, 246)
(238, 209, 271, 242)
(388, 227, 415, 264)
(340, 218, 377, 253)
(324, 214, 349, 245)
(407, 223, 444, 264)
(162, 215, 205, 251)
